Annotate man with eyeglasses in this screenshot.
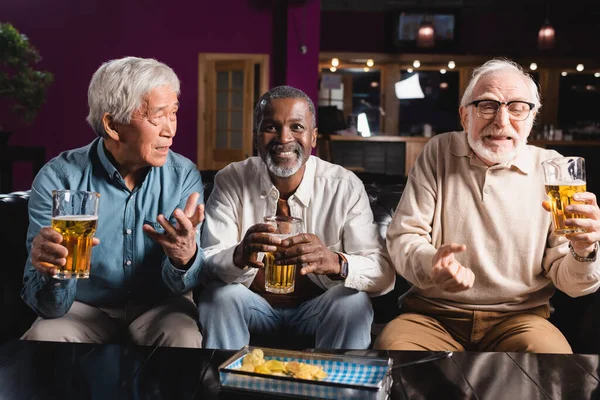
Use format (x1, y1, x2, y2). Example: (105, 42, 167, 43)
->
(21, 57, 205, 347)
(375, 58, 600, 353)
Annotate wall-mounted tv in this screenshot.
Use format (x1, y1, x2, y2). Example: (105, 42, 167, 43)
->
(386, 11, 458, 52)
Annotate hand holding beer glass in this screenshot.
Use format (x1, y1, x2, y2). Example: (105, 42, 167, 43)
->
(263, 215, 303, 294)
(542, 157, 587, 235)
(51, 190, 100, 279)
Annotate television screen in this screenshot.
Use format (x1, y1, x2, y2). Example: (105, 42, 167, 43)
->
(397, 13, 455, 41)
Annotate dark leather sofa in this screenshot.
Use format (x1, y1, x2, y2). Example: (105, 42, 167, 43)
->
(2, 174, 598, 353)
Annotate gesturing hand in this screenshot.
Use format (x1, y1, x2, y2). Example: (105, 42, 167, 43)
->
(233, 223, 280, 269)
(276, 233, 340, 276)
(430, 243, 474, 292)
(143, 192, 204, 268)
(30, 227, 100, 276)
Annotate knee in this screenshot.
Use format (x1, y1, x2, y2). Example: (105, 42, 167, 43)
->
(22, 318, 86, 343)
(198, 283, 247, 308)
(324, 286, 373, 322)
(131, 315, 202, 349)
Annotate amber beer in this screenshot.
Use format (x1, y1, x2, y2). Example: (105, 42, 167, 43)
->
(264, 234, 296, 294)
(51, 190, 100, 279)
(542, 156, 587, 236)
(263, 215, 303, 294)
(545, 181, 587, 235)
(51, 216, 98, 278)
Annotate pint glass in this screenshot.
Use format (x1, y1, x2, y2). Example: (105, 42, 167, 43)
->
(263, 215, 303, 294)
(51, 190, 100, 279)
(542, 156, 586, 235)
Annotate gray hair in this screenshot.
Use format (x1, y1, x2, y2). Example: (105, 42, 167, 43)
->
(86, 57, 180, 138)
(460, 58, 541, 110)
(253, 85, 316, 132)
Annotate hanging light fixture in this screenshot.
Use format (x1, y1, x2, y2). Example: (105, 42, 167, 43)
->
(417, 17, 435, 48)
(538, 1, 555, 49)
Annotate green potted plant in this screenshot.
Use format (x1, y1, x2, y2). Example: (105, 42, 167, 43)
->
(0, 22, 54, 144)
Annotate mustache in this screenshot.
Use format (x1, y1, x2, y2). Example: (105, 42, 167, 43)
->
(480, 125, 519, 140)
(267, 141, 302, 154)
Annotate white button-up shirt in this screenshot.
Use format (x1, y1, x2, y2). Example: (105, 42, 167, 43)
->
(201, 156, 395, 296)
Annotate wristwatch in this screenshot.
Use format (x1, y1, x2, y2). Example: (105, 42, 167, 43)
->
(569, 242, 598, 263)
(336, 252, 349, 279)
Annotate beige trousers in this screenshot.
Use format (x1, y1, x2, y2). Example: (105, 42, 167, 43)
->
(374, 296, 572, 354)
(21, 293, 202, 348)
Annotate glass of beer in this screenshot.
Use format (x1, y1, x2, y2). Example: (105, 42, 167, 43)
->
(263, 215, 303, 294)
(542, 156, 587, 235)
(51, 190, 100, 279)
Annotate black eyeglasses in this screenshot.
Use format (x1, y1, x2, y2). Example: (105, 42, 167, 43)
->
(468, 100, 535, 121)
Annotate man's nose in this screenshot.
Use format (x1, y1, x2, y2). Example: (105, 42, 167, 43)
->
(494, 105, 511, 127)
(279, 127, 294, 142)
(161, 118, 176, 137)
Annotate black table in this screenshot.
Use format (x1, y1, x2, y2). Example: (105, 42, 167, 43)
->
(0, 340, 599, 399)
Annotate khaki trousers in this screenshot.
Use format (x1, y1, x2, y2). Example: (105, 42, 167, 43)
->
(374, 296, 572, 354)
(21, 293, 202, 348)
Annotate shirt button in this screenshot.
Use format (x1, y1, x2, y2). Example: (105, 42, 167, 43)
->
(484, 186, 491, 194)
(126, 229, 132, 235)
(271, 192, 277, 198)
(125, 260, 132, 266)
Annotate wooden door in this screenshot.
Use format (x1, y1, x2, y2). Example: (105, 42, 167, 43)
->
(198, 54, 269, 170)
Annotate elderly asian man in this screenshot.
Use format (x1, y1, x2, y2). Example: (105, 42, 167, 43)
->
(21, 57, 205, 348)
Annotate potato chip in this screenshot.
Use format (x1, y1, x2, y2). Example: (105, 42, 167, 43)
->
(237, 349, 327, 381)
(264, 359, 287, 372)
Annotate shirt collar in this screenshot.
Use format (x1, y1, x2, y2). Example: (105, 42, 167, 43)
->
(96, 138, 121, 180)
(450, 131, 533, 174)
(259, 156, 315, 207)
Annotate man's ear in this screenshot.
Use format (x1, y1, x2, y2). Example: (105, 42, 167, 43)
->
(310, 127, 318, 148)
(459, 106, 469, 132)
(102, 113, 120, 141)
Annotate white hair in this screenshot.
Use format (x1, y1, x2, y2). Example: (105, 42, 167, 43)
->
(460, 58, 541, 110)
(86, 57, 180, 138)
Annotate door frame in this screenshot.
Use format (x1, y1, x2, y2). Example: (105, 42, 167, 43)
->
(197, 53, 270, 170)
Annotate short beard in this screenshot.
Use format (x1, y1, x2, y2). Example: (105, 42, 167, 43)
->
(264, 143, 305, 178)
(467, 125, 527, 165)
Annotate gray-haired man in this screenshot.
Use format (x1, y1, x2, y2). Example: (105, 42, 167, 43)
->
(22, 57, 204, 347)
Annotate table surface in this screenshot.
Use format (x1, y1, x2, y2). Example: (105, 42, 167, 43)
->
(1, 340, 599, 399)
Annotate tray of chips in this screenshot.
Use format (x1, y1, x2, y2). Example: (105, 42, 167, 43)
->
(218, 346, 393, 399)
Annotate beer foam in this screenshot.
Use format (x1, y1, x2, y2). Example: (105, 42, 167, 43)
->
(545, 179, 586, 186)
(53, 215, 98, 221)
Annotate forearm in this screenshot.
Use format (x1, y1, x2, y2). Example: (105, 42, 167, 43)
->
(162, 245, 206, 294)
(545, 242, 600, 297)
(21, 268, 77, 319)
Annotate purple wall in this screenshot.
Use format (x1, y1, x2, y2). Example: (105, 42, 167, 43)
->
(286, 0, 321, 105)
(1, 0, 321, 189)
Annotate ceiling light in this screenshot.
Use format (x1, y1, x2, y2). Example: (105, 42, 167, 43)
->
(417, 20, 435, 48)
(530, 63, 538, 71)
(363, 67, 370, 72)
(561, 71, 567, 76)
(448, 61, 456, 69)
(329, 67, 337, 72)
(576, 64, 584, 72)
(538, 23, 555, 50)
(440, 69, 447, 74)
(413, 60, 421, 68)
(595, 73, 600, 78)
(366, 59, 374, 67)
(407, 68, 413, 73)
(331, 58, 339, 67)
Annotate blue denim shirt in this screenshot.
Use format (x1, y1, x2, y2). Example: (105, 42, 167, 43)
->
(21, 138, 205, 319)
